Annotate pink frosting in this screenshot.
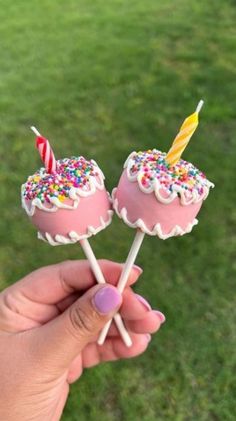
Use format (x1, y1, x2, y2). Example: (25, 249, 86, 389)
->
(27, 189, 112, 237)
(115, 170, 203, 235)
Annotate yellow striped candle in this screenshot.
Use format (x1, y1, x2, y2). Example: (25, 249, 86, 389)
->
(165, 100, 204, 167)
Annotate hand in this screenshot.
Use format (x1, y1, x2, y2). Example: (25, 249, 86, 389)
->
(0, 260, 165, 421)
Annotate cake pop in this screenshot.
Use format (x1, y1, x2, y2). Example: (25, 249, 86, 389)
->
(21, 127, 132, 347)
(98, 100, 214, 345)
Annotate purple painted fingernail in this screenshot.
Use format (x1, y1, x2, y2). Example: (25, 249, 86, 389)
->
(93, 286, 122, 314)
(153, 310, 166, 324)
(135, 294, 152, 311)
(146, 334, 152, 343)
(133, 265, 143, 275)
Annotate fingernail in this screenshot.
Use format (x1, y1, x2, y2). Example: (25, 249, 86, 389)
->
(133, 265, 143, 275)
(135, 294, 151, 311)
(153, 310, 166, 324)
(146, 334, 152, 343)
(93, 286, 122, 314)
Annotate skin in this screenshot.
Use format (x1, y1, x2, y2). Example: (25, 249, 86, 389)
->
(0, 259, 163, 421)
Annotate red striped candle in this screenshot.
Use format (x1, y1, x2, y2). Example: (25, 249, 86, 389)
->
(31, 126, 57, 173)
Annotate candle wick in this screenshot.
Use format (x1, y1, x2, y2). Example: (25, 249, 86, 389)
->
(196, 99, 204, 114)
(30, 126, 41, 137)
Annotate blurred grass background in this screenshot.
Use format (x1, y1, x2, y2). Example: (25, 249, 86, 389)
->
(0, 0, 235, 420)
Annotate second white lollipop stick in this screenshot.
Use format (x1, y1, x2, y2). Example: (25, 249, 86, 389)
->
(97, 230, 145, 345)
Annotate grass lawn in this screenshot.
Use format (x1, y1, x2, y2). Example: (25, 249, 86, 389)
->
(0, 0, 235, 419)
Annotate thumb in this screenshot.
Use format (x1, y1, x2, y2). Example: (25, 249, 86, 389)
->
(33, 284, 122, 370)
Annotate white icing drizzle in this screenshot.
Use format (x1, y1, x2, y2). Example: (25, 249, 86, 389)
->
(37, 210, 113, 246)
(112, 189, 198, 240)
(124, 151, 214, 206)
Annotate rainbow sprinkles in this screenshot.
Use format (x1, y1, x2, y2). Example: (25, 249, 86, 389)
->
(125, 149, 214, 205)
(22, 156, 105, 215)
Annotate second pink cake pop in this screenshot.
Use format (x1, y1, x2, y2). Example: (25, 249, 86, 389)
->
(113, 149, 214, 239)
(98, 100, 214, 345)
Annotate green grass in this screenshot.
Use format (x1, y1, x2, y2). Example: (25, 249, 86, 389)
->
(0, 0, 235, 419)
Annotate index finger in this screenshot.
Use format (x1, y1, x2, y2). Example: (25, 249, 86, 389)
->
(6, 259, 142, 305)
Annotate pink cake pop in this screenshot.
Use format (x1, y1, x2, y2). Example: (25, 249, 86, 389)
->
(113, 149, 213, 239)
(98, 101, 214, 345)
(21, 155, 113, 245)
(21, 127, 132, 347)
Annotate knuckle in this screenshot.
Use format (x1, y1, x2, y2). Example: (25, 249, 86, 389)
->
(58, 260, 73, 273)
(69, 306, 95, 337)
(98, 258, 110, 266)
(61, 259, 73, 265)
(58, 259, 75, 272)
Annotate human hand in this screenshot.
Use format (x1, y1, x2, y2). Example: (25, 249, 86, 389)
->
(0, 260, 165, 421)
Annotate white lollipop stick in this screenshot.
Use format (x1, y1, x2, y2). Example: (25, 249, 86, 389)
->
(98, 230, 145, 345)
(80, 238, 132, 347)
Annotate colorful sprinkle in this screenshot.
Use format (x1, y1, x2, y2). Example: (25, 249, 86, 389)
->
(23, 157, 100, 203)
(129, 150, 208, 196)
